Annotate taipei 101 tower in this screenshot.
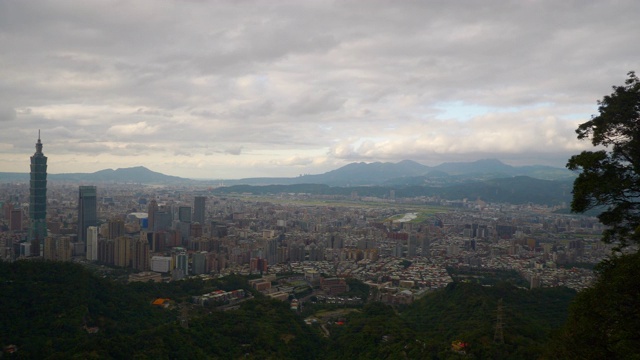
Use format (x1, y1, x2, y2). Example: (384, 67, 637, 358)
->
(29, 130, 48, 247)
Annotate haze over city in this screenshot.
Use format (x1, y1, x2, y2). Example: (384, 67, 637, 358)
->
(0, 1, 638, 179)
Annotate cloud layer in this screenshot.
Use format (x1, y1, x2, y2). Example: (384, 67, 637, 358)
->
(1, 0, 638, 178)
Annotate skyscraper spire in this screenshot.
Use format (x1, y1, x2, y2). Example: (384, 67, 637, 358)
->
(35, 130, 43, 154)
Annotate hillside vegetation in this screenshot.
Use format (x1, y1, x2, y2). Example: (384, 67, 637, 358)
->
(0, 261, 575, 359)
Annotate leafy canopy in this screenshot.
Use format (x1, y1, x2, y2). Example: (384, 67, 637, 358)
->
(567, 71, 640, 248)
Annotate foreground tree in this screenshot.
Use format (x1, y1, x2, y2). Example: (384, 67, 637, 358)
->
(567, 71, 640, 249)
(550, 72, 640, 358)
(546, 252, 640, 359)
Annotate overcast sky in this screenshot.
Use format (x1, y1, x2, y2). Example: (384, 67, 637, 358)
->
(0, 1, 638, 179)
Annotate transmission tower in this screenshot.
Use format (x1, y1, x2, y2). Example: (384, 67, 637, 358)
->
(494, 298, 504, 344)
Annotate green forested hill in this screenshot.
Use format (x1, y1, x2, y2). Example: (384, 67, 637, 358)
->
(0, 261, 323, 359)
(211, 176, 572, 206)
(401, 282, 575, 358)
(0, 261, 176, 358)
(0, 261, 576, 359)
(325, 282, 575, 359)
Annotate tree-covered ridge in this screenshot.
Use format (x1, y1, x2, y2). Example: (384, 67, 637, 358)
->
(322, 282, 574, 359)
(547, 251, 640, 359)
(0, 261, 175, 358)
(0, 261, 323, 359)
(403, 282, 575, 358)
(213, 176, 573, 206)
(1, 261, 577, 359)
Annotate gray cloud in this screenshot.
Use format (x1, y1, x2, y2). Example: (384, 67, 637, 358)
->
(0, 106, 16, 122)
(287, 92, 346, 116)
(224, 146, 243, 155)
(0, 0, 638, 178)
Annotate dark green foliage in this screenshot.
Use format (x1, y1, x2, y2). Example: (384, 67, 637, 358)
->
(325, 303, 422, 360)
(127, 273, 256, 302)
(547, 252, 640, 359)
(213, 177, 573, 206)
(567, 71, 640, 248)
(0, 261, 173, 358)
(554, 71, 640, 360)
(0, 261, 322, 359)
(401, 282, 575, 359)
(400, 259, 413, 269)
(343, 278, 370, 301)
(0, 261, 579, 359)
(447, 267, 529, 287)
(324, 282, 574, 359)
(116, 297, 325, 359)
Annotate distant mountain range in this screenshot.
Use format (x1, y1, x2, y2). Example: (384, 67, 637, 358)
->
(0, 159, 578, 206)
(0, 159, 575, 186)
(212, 176, 574, 206)
(226, 159, 575, 186)
(0, 166, 187, 184)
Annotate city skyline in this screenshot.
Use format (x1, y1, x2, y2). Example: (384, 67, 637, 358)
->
(0, 1, 639, 179)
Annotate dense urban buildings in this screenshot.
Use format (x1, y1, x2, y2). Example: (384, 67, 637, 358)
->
(1, 178, 607, 295)
(0, 136, 611, 306)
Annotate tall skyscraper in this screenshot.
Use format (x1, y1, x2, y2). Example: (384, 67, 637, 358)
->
(78, 186, 97, 244)
(29, 131, 48, 244)
(193, 196, 205, 224)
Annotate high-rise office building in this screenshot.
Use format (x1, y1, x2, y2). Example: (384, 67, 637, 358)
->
(3, 202, 14, 221)
(43, 237, 56, 260)
(29, 131, 48, 244)
(193, 196, 205, 224)
(78, 186, 97, 244)
(192, 252, 206, 275)
(98, 238, 115, 265)
(421, 237, 431, 257)
(147, 200, 158, 231)
(176, 252, 188, 275)
(114, 236, 132, 268)
(107, 218, 125, 239)
(10, 208, 22, 231)
(44, 236, 72, 262)
(407, 235, 417, 258)
(154, 211, 172, 232)
(86, 226, 98, 261)
(132, 238, 150, 271)
(56, 236, 72, 262)
(178, 206, 192, 223)
(265, 237, 277, 265)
